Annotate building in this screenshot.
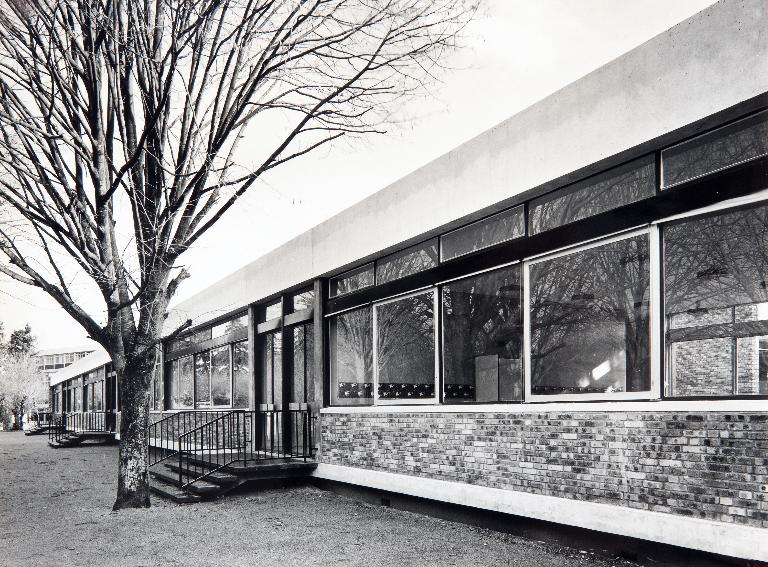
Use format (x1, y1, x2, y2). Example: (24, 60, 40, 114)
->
(36, 345, 96, 379)
(50, 1, 768, 562)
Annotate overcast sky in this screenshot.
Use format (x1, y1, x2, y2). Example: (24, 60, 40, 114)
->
(0, 0, 717, 350)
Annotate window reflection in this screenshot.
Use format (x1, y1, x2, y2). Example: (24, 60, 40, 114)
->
(441, 206, 525, 261)
(442, 266, 522, 402)
(376, 240, 438, 285)
(330, 306, 373, 405)
(232, 341, 250, 408)
(664, 203, 768, 396)
(529, 155, 655, 235)
(210, 345, 231, 406)
(529, 234, 651, 395)
(376, 291, 435, 400)
(330, 264, 374, 298)
(663, 110, 768, 188)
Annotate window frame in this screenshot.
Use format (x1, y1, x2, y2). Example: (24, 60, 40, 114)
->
(373, 287, 440, 406)
(523, 227, 660, 403)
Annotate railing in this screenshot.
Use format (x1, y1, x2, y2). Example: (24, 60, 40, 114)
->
(48, 413, 66, 443)
(176, 408, 315, 489)
(66, 411, 116, 433)
(148, 410, 233, 468)
(31, 412, 54, 427)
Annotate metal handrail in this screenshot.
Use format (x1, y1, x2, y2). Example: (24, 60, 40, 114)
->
(148, 410, 233, 467)
(176, 408, 315, 490)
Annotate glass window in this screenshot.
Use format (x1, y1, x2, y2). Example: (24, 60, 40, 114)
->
(260, 332, 282, 405)
(442, 266, 523, 402)
(153, 360, 163, 411)
(329, 263, 374, 298)
(375, 291, 436, 401)
(292, 324, 314, 403)
(529, 155, 656, 235)
(177, 356, 194, 409)
(376, 240, 438, 285)
(330, 306, 373, 406)
(664, 204, 768, 397)
(662, 110, 768, 188)
(93, 382, 103, 411)
(441, 206, 525, 262)
(194, 351, 211, 408)
(264, 300, 281, 322)
(232, 341, 250, 408)
(293, 290, 315, 312)
(211, 313, 248, 339)
(210, 345, 231, 406)
(529, 233, 651, 396)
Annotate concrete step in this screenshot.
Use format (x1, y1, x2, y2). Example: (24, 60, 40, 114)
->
(163, 462, 240, 486)
(149, 468, 221, 496)
(149, 477, 201, 504)
(224, 459, 318, 480)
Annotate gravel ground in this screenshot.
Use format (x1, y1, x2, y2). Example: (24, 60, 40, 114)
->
(0, 431, 639, 567)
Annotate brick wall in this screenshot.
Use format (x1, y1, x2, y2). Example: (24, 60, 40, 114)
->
(321, 411, 768, 528)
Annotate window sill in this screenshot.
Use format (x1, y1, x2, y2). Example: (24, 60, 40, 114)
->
(320, 398, 768, 414)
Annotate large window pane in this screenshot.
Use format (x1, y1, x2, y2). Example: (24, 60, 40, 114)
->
(376, 291, 435, 400)
(376, 240, 438, 285)
(329, 264, 374, 298)
(93, 382, 103, 411)
(232, 341, 250, 408)
(529, 155, 655, 235)
(662, 110, 768, 188)
(293, 290, 315, 312)
(210, 345, 231, 406)
(194, 351, 211, 408)
(664, 204, 768, 397)
(260, 332, 282, 405)
(529, 234, 651, 395)
(442, 266, 523, 402)
(330, 306, 373, 405)
(292, 325, 307, 403)
(153, 361, 163, 411)
(265, 300, 281, 322)
(441, 206, 525, 262)
(177, 356, 194, 409)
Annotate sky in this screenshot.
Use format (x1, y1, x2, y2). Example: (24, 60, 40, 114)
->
(0, 0, 717, 350)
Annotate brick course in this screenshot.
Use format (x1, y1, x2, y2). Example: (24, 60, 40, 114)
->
(321, 411, 768, 528)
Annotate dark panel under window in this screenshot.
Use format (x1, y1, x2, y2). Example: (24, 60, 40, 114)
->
(662, 110, 768, 188)
(529, 155, 655, 235)
(441, 206, 525, 262)
(664, 203, 768, 397)
(442, 266, 522, 402)
(329, 263, 374, 298)
(376, 239, 438, 285)
(529, 233, 651, 395)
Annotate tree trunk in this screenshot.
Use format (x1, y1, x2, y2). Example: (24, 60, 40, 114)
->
(113, 349, 154, 510)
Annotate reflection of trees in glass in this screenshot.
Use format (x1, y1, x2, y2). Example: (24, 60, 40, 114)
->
(529, 234, 650, 394)
(663, 111, 768, 187)
(260, 332, 282, 405)
(376, 292, 434, 398)
(376, 240, 438, 285)
(210, 346, 231, 406)
(178, 356, 194, 408)
(331, 264, 374, 297)
(292, 324, 314, 403)
(664, 204, 768, 396)
(530, 156, 655, 235)
(194, 351, 211, 407)
(331, 307, 373, 403)
(441, 207, 525, 261)
(442, 266, 522, 401)
(232, 342, 250, 408)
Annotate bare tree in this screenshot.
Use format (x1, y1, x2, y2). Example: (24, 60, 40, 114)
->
(0, 349, 48, 430)
(0, 0, 475, 508)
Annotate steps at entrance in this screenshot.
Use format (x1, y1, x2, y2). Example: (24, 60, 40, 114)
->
(48, 431, 116, 448)
(149, 456, 317, 504)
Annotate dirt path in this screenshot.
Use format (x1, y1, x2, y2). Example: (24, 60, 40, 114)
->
(0, 432, 637, 567)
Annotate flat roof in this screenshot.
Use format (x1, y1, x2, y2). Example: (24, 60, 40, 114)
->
(49, 347, 111, 387)
(36, 343, 99, 357)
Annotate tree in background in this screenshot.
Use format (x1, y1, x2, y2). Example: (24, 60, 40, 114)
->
(8, 324, 34, 355)
(0, 0, 476, 508)
(0, 323, 46, 430)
